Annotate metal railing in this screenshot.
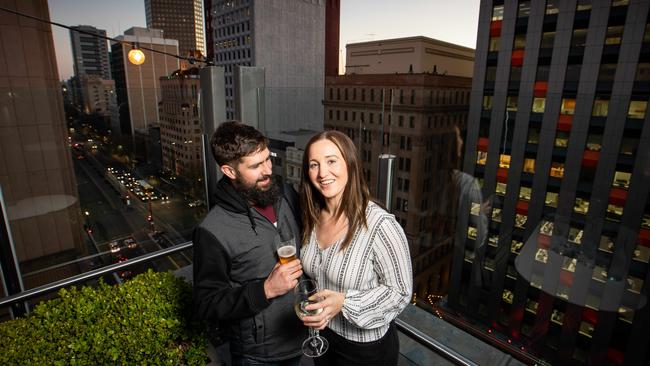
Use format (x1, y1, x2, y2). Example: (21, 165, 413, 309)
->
(0, 240, 478, 366)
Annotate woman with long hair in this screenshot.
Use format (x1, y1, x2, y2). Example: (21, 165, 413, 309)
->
(298, 130, 412, 366)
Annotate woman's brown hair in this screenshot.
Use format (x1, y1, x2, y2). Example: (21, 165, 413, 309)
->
(300, 130, 371, 251)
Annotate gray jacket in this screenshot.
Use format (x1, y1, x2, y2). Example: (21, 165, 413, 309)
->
(193, 177, 305, 361)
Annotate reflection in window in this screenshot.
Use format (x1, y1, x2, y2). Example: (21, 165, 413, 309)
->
(605, 26, 624, 45)
(496, 182, 507, 195)
(546, 0, 559, 14)
(535, 248, 548, 263)
(586, 134, 602, 151)
(519, 186, 531, 201)
(492, 4, 504, 20)
(562, 257, 577, 272)
(476, 151, 488, 165)
(492, 208, 502, 222)
(634, 244, 650, 263)
(628, 100, 647, 119)
(555, 131, 569, 148)
(574, 198, 589, 214)
(568, 228, 583, 244)
(593, 265, 608, 282)
(599, 236, 614, 253)
(532, 97, 546, 113)
(613, 171, 631, 189)
(502, 289, 514, 304)
(607, 203, 624, 220)
(489, 37, 500, 52)
(523, 158, 535, 173)
(499, 154, 511, 168)
(571, 29, 588, 48)
(626, 276, 643, 294)
(541, 31, 555, 48)
(515, 214, 527, 229)
(483, 95, 493, 110)
(561, 98, 576, 115)
(527, 128, 540, 144)
(592, 99, 609, 117)
(506, 96, 518, 111)
(550, 162, 565, 178)
(545, 192, 559, 208)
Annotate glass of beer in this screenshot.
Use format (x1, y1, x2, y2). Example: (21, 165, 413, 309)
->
(275, 236, 296, 264)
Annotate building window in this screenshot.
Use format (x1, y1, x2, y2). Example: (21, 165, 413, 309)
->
(411, 90, 416, 104)
(483, 95, 493, 110)
(613, 171, 631, 189)
(555, 131, 569, 148)
(476, 151, 488, 165)
(546, 0, 559, 14)
(561, 98, 576, 115)
(605, 26, 624, 45)
(628, 101, 648, 119)
(550, 162, 565, 178)
(492, 4, 504, 20)
(592, 99, 609, 117)
(398, 115, 404, 127)
(541, 32, 555, 48)
(532, 98, 546, 113)
(328, 109, 333, 120)
(489, 37, 500, 52)
(409, 116, 415, 128)
(506, 96, 518, 111)
(546, 192, 559, 207)
(571, 29, 588, 48)
(523, 158, 535, 173)
(518, 1, 531, 17)
(513, 34, 526, 49)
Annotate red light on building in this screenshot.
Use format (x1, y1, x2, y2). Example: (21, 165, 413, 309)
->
(490, 20, 502, 37)
(477, 137, 489, 152)
(609, 188, 628, 206)
(497, 167, 508, 183)
(582, 150, 600, 168)
(557, 114, 573, 132)
(516, 200, 529, 215)
(511, 49, 525, 67)
(637, 229, 650, 247)
(533, 81, 548, 97)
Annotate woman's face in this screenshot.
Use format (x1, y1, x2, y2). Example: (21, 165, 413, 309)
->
(307, 139, 349, 204)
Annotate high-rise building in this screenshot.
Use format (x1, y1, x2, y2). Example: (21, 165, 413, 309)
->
(206, 0, 325, 131)
(145, 0, 206, 57)
(159, 67, 204, 194)
(69, 25, 111, 80)
(79, 75, 116, 117)
(111, 27, 179, 136)
(0, 0, 84, 279)
(450, 1, 650, 365)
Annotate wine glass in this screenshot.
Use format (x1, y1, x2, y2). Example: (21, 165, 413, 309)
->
(294, 279, 329, 357)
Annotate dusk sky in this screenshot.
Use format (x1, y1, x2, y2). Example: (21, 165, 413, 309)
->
(48, 0, 481, 80)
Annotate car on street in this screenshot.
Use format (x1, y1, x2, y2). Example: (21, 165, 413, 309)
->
(109, 241, 120, 253)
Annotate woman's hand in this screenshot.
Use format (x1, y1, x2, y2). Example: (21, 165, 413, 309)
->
(301, 289, 345, 330)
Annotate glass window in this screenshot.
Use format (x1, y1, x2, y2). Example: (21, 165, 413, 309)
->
(541, 32, 555, 48)
(592, 99, 609, 117)
(550, 162, 565, 178)
(561, 98, 576, 115)
(527, 128, 540, 144)
(492, 5, 504, 20)
(523, 158, 535, 173)
(486, 66, 497, 82)
(546, 0, 559, 14)
(519, 186, 532, 201)
(576, 0, 592, 11)
(514, 34, 527, 49)
(532, 98, 546, 113)
(635, 63, 650, 81)
(634, 244, 650, 263)
(492, 208, 502, 222)
(599, 236, 615, 253)
(641, 214, 650, 229)
(628, 101, 648, 119)
(512, 240, 524, 254)
(506, 96, 518, 111)
(535, 248, 549, 263)
(496, 182, 507, 195)
(612, 171, 631, 189)
(515, 214, 527, 229)
(489, 37, 500, 52)
(483, 95, 493, 110)
(605, 26, 624, 45)
(644, 24, 650, 43)
(518, 1, 531, 17)
(574, 198, 589, 214)
(607, 203, 624, 220)
(586, 134, 602, 151)
(612, 0, 629, 6)
(477, 151, 488, 165)
(571, 29, 588, 48)
(555, 131, 569, 148)
(620, 137, 637, 155)
(499, 154, 511, 168)
(598, 63, 617, 82)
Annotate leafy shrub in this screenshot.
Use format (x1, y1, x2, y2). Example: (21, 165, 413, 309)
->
(0, 270, 207, 365)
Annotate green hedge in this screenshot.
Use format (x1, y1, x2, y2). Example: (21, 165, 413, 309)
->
(0, 270, 207, 365)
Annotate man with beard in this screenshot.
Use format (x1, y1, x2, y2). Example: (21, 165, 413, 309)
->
(193, 121, 305, 365)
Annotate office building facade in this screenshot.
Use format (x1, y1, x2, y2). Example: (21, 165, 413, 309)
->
(451, 1, 650, 365)
(69, 25, 111, 80)
(206, 0, 325, 131)
(145, 0, 206, 57)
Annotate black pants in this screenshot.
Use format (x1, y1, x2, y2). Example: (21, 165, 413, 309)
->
(314, 323, 399, 366)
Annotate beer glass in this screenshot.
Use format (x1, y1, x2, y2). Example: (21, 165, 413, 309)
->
(294, 279, 328, 357)
(275, 236, 297, 265)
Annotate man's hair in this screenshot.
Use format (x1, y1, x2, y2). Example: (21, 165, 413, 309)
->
(210, 121, 268, 166)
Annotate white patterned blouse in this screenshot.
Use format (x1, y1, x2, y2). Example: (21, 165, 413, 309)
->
(301, 201, 413, 343)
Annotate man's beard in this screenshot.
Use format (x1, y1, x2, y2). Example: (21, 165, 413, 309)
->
(234, 174, 280, 207)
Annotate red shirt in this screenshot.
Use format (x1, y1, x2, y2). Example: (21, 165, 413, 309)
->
(253, 204, 277, 225)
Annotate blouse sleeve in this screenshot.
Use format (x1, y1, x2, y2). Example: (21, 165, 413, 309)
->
(341, 215, 413, 329)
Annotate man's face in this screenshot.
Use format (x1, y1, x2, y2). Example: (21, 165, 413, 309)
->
(232, 147, 273, 191)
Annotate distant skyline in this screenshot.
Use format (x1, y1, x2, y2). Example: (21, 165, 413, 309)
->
(48, 0, 481, 80)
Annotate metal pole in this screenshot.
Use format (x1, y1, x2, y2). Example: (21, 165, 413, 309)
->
(0, 186, 27, 317)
